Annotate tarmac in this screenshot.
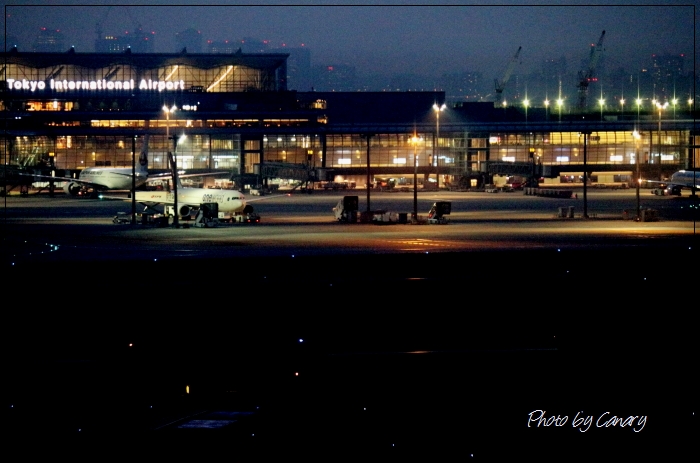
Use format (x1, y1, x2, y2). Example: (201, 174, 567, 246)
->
(2, 189, 697, 460)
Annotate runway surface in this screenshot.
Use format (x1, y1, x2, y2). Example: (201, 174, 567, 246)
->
(2, 189, 697, 459)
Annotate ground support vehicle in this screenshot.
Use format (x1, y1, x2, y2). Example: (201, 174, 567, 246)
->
(427, 201, 451, 224)
(112, 212, 132, 224)
(333, 195, 359, 222)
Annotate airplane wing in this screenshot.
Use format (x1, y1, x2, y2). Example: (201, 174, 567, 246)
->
(642, 179, 699, 190)
(145, 171, 230, 182)
(17, 172, 116, 195)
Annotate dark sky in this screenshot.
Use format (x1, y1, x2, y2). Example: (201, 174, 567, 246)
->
(3, 1, 697, 79)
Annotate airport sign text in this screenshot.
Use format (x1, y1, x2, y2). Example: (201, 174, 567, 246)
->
(6, 78, 186, 92)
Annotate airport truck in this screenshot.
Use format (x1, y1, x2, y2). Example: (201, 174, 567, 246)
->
(333, 195, 359, 222)
(427, 201, 451, 224)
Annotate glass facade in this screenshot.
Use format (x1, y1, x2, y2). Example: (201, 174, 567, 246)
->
(2, 52, 697, 188)
(489, 130, 687, 166)
(2, 126, 696, 182)
(2, 62, 283, 94)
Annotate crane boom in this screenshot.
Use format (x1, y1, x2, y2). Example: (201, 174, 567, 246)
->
(577, 30, 606, 110)
(495, 46, 522, 104)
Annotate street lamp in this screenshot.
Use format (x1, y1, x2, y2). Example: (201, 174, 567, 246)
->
(636, 98, 642, 122)
(671, 98, 678, 119)
(523, 98, 529, 124)
(598, 98, 605, 121)
(544, 98, 550, 121)
(163, 104, 178, 227)
(688, 98, 694, 114)
(620, 98, 625, 117)
(432, 103, 446, 189)
(655, 101, 668, 164)
(411, 134, 420, 221)
(633, 130, 641, 221)
(557, 98, 563, 122)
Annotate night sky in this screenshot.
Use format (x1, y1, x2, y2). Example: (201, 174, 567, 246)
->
(3, 1, 697, 84)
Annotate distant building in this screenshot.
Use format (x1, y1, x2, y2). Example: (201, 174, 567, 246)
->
(651, 54, 686, 100)
(440, 71, 486, 102)
(278, 45, 312, 92)
(95, 26, 155, 53)
(312, 64, 357, 92)
(238, 37, 271, 53)
(32, 27, 66, 53)
(207, 40, 238, 54)
(175, 28, 203, 54)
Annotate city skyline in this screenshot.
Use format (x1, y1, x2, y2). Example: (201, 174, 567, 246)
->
(3, 2, 696, 105)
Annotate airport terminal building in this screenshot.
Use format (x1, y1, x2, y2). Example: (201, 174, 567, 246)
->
(2, 49, 698, 192)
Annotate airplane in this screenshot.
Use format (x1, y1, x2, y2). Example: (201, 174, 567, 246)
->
(21, 135, 151, 197)
(643, 169, 700, 196)
(102, 167, 283, 225)
(22, 134, 221, 198)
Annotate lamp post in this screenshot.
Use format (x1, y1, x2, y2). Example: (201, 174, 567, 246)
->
(131, 135, 137, 226)
(671, 98, 678, 120)
(633, 130, 641, 221)
(557, 98, 563, 123)
(523, 98, 529, 124)
(655, 101, 668, 164)
(620, 98, 625, 117)
(163, 104, 178, 227)
(544, 98, 550, 121)
(411, 134, 420, 221)
(598, 98, 605, 121)
(432, 103, 446, 189)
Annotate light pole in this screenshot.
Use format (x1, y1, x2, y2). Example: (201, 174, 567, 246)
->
(599, 98, 605, 121)
(633, 130, 641, 221)
(544, 98, 550, 121)
(557, 98, 563, 123)
(523, 98, 529, 125)
(620, 98, 625, 118)
(411, 134, 420, 221)
(163, 104, 178, 227)
(671, 98, 678, 120)
(432, 103, 446, 189)
(655, 101, 668, 165)
(131, 135, 137, 226)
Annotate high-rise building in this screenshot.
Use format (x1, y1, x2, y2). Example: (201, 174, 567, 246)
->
(207, 40, 238, 54)
(313, 64, 357, 92)
(440, 71, 486, 102)
(175, 28, 203, 53)
(95, 26, 155, 53)
(278, 45, 312, 91)
(651, 54, 686, 100)
(32, 27, 66, 52)
(239, 37, 270, 53)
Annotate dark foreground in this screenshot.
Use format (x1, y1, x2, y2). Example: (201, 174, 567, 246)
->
(2, 244, 697, 460)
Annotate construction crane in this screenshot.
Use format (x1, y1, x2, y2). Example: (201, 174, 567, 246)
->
(494, 46, 522, 105)
(577, 30, 606, 110)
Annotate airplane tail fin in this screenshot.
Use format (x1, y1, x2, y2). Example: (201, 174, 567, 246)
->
(137, 134, 150, 175)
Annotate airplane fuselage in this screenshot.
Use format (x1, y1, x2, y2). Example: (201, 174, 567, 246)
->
(79, 168, 148, 190)
(135, 188, 247, 213)
(669, 170, 700, 190)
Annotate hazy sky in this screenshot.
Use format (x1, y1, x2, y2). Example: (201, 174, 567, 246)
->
(3, 1, 697, 79)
